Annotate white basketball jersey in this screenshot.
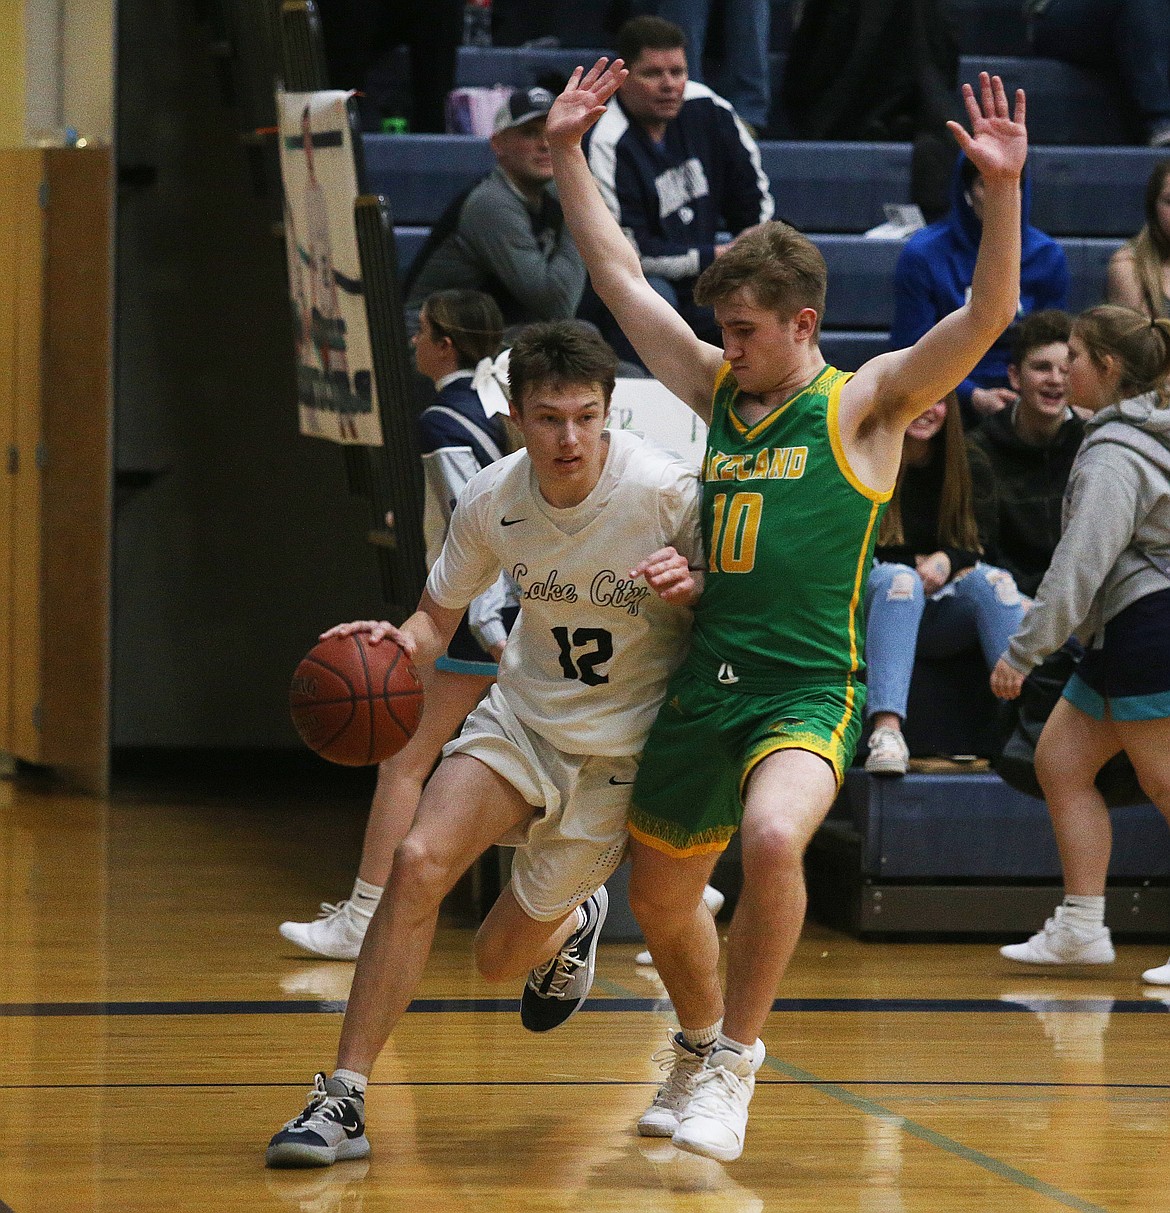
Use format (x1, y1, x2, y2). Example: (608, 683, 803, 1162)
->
(427, 429, 701, 755)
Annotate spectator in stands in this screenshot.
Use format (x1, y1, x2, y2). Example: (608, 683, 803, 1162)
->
(992, 306, 1170, 976)
(280, 288, 518, 960)
(890, 154, 1069, 427)
(969, 310, 1083, 598)
(651, 0, 772, 133)
(1107, 160, 1170, 317)
(313, 0, 462, 134)
(1023, 0, 1170, 148)
(581, 15, 774, 363)
(864, 392, 1027, 775)
(404, 89, 587, 334)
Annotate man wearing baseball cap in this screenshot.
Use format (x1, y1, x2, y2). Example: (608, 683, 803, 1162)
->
(404, 87, 586, 333)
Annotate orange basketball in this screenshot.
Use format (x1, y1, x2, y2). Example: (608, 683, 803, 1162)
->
(289, 632, 423, 766)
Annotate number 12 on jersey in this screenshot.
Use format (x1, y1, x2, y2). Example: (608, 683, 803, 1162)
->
(551, 626, 613, 685)
(708, 491, 763, 574)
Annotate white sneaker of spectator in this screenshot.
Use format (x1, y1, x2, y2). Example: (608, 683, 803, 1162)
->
(864, 726, 910, 776)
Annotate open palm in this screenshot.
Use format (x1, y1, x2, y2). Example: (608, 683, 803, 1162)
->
(947, 72, 1027, 184)
(545, 58, 628, 148)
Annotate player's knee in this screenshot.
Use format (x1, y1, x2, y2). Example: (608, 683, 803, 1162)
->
(626, 879, 668, 930)
(391, 833, 454, 906)
(741, 818, 807, 877)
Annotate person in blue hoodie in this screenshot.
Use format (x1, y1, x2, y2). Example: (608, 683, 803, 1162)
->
(890, 154, 1069, 427)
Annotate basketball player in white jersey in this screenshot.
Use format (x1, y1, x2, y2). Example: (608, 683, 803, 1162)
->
(266, 320, 703, 1168)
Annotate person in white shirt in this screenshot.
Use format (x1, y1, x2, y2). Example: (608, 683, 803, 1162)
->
(266, 319, 704, 1168)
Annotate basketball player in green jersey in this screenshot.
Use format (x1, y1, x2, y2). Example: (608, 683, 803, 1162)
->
(548, 62, 1028, 1160)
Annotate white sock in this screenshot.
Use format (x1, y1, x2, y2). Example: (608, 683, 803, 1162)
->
(332, 1068, 368, 1096)
(715, 1031, 754, 1057)
(681, 1020, 722, 1052)
(1061, 894, 1105, 930)
(350, 877, 382, 919)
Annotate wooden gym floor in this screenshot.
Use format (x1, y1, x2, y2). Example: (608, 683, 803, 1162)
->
(2, 768, 1169, 1212)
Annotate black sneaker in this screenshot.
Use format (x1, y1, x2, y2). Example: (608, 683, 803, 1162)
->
(266, 1072, 370, 1168)
(520, 886, 609, 1032)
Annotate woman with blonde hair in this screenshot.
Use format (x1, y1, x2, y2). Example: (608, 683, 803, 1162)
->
(1106, 160, 1170, 319)
(864, 392, 1026, 775)
(993, 306, 1170, 977)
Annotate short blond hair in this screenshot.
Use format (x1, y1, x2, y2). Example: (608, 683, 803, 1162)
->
(693, 221, 827, 337)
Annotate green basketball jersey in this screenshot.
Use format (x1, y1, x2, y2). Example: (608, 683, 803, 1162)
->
(689, 363, 890, 693)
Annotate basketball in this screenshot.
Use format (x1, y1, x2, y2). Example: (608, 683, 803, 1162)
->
(289, 632, 424, 766)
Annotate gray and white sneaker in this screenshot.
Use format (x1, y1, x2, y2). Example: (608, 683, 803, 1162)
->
(864, 726, 909, 776)
(638, 1033, 711, 1137)
(1000, 907, 1115, 965)
(520, 886, 608, 1032)
(672, 1040, 766, 1163)
(279, 900, 370, 961)
(266, 1072, 370, 1168)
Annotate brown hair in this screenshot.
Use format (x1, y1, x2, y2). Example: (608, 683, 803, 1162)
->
(423, 289, 504, 369)
(1073, 305, 1170, 404)
(615, 15, 687, 64)
(693, 221, 827, 338)
(507, 320, 617, 410)
(1125, 160, 1170, 320)
(1009, 308, 1072, 367)
(879, 394, 981, 552)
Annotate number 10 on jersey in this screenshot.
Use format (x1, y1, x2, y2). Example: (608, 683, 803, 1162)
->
(708, 491, 763, 574)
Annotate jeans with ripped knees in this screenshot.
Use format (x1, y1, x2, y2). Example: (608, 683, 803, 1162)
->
(863, 561, 1027, 721)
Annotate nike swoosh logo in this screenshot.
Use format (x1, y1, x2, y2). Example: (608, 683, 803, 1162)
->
(501, 516, 527, 527)
(326, 1105, 364, 1138)
(608, 777, 636, 786)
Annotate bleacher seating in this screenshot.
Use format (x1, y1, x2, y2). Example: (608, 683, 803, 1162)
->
(365, 135, 1165, 237)
(452, 47, 1135, 145)
(806, 768, 1170, 935)
(367, 117, 1164, 373)
(384, 220, 1121, 370)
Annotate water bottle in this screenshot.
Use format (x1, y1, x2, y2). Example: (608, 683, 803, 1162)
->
(462, 0, 492, 47)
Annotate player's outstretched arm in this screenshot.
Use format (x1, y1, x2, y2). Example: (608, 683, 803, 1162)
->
(546, 59, 724, 421)
(631, 546, 704, 607)
(847, 73, 1026, 433)
(322, 592, 463, 666)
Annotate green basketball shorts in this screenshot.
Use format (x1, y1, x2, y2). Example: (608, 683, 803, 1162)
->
(628, 663, 865, 857)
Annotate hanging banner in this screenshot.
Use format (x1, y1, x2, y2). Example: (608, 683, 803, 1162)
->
(277, 90, 384, 446)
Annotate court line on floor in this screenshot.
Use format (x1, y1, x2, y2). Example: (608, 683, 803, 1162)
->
(0, 996, 1163, 1017)
(765, 1054, 1111, 1213)
(1, 1079, 1168, 1092)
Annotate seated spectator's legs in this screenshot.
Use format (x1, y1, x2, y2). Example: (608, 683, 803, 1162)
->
(1029, 0, 1170, 141)
(915, 565, 1027, 668)
(863, 563, 926, 723)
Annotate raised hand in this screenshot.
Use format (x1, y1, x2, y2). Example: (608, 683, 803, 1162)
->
(545, 57, 628, 149)
(947, 72, 1027, 185)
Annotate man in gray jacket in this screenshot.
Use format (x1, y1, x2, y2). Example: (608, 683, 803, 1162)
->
(404, 88, 587, 333)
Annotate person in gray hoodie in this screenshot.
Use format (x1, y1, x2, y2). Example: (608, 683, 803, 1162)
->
(990, 305, 1170, 975)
